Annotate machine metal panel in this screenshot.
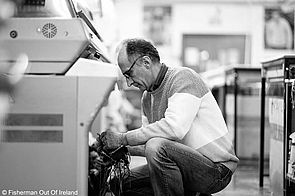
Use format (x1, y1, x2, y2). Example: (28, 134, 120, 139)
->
(265, 67, 285, 196)
(0, 18, 89, 73)
(268, 97, 284, 196)
(75, 76, 116, 194)
(1, 130, 63, 143)
(66, 60, 118, 193)
(67, 58, 118, 136)
(0, 76, 79, 191)
(5, 113, 63, 126)
(261, 55, 295, 195)
(0, 58, 118, 195)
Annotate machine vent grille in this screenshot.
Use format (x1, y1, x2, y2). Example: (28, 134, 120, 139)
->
(5, 113, 63, 126)
(42, 23, 57, 38)
(1, 130, 63, 143)
(2, 113, 64, 143)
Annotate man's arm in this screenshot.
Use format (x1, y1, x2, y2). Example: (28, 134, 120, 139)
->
(102, 70, 208, 149)
(127, 145, 145, 156)
(124, 70, 209, 146)
(124, 93, 201, 146)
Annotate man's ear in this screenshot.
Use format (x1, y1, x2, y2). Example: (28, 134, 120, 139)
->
(8, 54, 28, 84)
(142, 56, 152, 69)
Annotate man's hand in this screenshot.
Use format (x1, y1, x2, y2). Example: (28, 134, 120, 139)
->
(100, 129, 128, 150)
(92, 137, 103, 152)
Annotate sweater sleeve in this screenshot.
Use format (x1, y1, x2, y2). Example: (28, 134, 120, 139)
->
(126, 69, 209, 146)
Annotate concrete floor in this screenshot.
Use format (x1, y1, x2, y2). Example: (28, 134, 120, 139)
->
(129, 157, 271, 196)
(215, 165, 270, 196)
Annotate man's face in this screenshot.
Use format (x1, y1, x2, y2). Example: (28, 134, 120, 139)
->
(117, 47, 149, 91)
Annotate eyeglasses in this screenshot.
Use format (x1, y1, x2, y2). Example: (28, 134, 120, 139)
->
(123, 55, 144, 79)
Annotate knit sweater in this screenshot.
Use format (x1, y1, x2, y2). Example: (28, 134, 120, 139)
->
(125, 66, 239, 172)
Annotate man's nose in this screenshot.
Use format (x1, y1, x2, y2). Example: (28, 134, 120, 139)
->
(125, 77, 133, 87)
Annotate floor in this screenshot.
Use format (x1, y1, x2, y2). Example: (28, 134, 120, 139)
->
(129, 157, 271, 196)
(214, 164, 270, 196)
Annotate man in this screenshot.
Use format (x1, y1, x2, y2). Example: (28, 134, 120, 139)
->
(100, 38, 239, 196)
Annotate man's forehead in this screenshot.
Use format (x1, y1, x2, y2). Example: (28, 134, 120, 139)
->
(117, 48, 130, 71)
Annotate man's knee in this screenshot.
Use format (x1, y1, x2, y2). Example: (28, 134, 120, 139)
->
(145, 137, 170, 160)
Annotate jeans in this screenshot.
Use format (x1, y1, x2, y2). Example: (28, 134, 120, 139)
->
(110, 137, 233, 196)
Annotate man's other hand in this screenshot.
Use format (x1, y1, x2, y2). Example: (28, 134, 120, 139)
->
(100, 129, 127, 150)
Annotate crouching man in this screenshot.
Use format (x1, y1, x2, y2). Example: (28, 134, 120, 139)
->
(100, 38, 239, 196)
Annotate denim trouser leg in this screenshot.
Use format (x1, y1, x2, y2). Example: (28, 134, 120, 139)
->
(110, 164, 154, 196)
(111, 137, 232, 196)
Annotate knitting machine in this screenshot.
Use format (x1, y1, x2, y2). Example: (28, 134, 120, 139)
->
(0, 0, 119, 195)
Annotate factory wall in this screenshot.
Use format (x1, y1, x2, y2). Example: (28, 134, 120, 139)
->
(114, 0, 294, 68)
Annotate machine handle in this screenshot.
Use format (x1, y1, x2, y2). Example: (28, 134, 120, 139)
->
(77, 11, 103, 42)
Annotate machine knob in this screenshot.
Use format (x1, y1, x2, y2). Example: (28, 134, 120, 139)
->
(10, 30, 17, 38)
(94, 52, 101, 59)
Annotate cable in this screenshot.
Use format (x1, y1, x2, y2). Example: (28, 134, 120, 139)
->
(89, 143, 130, 196)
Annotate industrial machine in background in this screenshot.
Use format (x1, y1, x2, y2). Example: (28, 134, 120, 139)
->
(260, 55, 295, 196)
(0, 0, 118, 195)
(201, 66, 270, 161)
(224, 67, 267, 160)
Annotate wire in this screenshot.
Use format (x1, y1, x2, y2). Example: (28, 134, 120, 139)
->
(89, 145, 131, 196)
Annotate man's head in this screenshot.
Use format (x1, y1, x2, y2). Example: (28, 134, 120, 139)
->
(117, 38, 161, 91)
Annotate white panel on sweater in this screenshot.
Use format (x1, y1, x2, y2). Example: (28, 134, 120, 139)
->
(182, 92, 228, 149)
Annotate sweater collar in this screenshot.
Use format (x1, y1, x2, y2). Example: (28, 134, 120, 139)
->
(148, 63, 168, 92)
